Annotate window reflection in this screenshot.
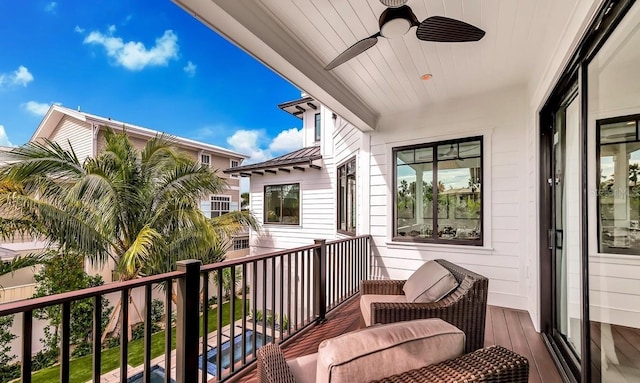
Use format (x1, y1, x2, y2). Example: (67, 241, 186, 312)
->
(394, 138, 482, 244)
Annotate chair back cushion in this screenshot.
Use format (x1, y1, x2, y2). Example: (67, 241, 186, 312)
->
(315, 318, 464, 383)
(402, 260, 458, 302)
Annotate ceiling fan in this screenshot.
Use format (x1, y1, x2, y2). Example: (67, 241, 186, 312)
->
(324, 0, 486, 70)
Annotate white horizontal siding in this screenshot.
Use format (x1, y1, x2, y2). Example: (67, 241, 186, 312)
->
(49, 116, 93, 163)
(367, 85, 531, 310)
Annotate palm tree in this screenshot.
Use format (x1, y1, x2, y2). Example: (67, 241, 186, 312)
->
(0, 128, 257, 279)
(1, 129, 258, 334)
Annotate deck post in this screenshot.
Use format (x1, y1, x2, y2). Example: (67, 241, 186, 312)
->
(314, 239, 327, 323)
(176, 260, 201, 383)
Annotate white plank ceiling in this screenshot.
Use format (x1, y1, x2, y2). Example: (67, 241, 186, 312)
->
(174, 0, 585, 130)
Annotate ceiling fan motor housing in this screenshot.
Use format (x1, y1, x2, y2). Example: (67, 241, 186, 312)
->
(379, 5, 419, 38)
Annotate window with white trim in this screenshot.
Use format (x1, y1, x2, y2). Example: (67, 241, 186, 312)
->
(230, 159, 239, 178)
(233, 238, 249, 250)
(338, 157, 356, 234)
(211, 195, 231, 217)
(201, 154, 210, 168)
(264, 184, 300, 225)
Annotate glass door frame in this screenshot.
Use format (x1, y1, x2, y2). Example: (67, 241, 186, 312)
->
(539, 0, 637, 381)
(540, 80, 583, 383)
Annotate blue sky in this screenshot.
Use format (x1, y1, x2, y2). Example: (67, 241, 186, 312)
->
(0, 0, 304, 164)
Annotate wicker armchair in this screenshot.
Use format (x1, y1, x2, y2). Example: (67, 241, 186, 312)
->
(360, 259, 489, 353)
(257, 343, 529, 383)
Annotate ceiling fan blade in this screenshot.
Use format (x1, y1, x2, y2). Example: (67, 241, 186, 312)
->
(416, 16, 485, 42)
(324, 34, 380, 71)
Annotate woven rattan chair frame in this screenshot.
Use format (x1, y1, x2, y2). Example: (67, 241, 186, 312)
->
(360, 259, 489, 353)
(256, 344, 529, 383)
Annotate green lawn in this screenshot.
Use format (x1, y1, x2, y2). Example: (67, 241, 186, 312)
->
(30, 299, 246, 383)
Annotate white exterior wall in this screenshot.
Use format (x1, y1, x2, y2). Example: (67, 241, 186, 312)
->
(249, 102, 365, 254)
(370, 85, 532, 311)
(48, 116, 94, 163)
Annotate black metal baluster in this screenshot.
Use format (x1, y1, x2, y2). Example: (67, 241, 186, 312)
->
(251, 260, 257, 360)
(144, 285, 152, 383)
(286, 252, 292, 337)
(61, 301, 70, 382)
(22, 310, 32, 383)
(93, 296, 102, 382)
(216, 268, 223, 382)
(294, 252, 298, 331)
(241, 263, 247, 365)
(300, 253, 305, 325)
(262, 259, 267, 347)
(201, 272, 209, 383)
(279, 255, 284, 341)
(164, 280, 172, 383)
(306, 249, 311, 324)
(229, 266, 236, 373)
(271, 257, 276, 341)
(120, 289, 129, 383)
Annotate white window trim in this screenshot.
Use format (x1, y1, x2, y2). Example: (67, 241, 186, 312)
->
(384, 128, 493, 250)
(230, 159, 240, 178)
(200, 153, 211, 168)
(211, 194, 231, 217)
(263, 182, 302, 226)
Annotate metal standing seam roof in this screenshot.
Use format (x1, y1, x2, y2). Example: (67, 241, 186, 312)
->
(223, 146, 322, 174)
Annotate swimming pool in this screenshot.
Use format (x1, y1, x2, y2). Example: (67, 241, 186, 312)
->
(127, 365, 174, 383)
(199, 329, 272, 376)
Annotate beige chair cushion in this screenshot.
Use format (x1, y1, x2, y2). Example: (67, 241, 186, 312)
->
(315, 318, 465, 383)
(359, 294, 406, 326)
(402, 260, 458, 303)
(286, 353, 317, 383)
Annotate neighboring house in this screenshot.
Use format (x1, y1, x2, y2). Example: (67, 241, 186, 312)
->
(0, 106, 249, 301)
(225, 96, 364, 254)
(188, 0, 640, 380)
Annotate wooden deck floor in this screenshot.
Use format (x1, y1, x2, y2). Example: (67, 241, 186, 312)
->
(230, 297, 562, 383)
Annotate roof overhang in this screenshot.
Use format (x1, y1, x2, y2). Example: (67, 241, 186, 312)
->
(172, 0, 601, 132)
(172, 0, 377, 132)
(278, 96, 321, 119)
(224, 146, 322, 176)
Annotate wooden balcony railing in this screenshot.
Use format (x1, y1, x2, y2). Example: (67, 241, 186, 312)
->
(0, 235, 371, 383)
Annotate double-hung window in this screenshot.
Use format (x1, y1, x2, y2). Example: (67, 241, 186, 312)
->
(265, 184, 300, 224)
(211, 195, 231, 217)
(338, 157, 356, 234)
(394, 137, 482, 245)
(201, 154, 210, 168)
(230, 159, 239, 178)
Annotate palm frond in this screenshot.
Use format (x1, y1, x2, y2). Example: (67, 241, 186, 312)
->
(0, 252, 50, 277)
(118, 226, 165, 279)
(0, 139, 84, 182)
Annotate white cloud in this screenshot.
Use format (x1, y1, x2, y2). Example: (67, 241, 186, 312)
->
(0, 66, 34, 88)
(223, 127, 303, 193)
(22, 101, 61, 116)
(269, 128, 303, 153)
(183, 61, 197, 77)
(0, 125, 13, 147)
(83, 27, 179, 71)
(45, 2, 57, 13)
(226, 127, 303, 164)
(74, 25, 85, 34)
(227, 130, 269, 164)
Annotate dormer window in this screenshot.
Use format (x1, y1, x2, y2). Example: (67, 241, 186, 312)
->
(314, 113, 321, 142)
